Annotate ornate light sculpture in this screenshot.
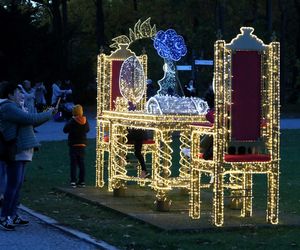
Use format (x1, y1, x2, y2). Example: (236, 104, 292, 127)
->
(189, 27, 280, 226)
(153, 29, 187, 95)
(146, 95, 209, 115)
(96, 19, 210, 211)
(119, 55, 146, 104)
(96, 18, 156, 188)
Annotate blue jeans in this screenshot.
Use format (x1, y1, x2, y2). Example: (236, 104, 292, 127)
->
(69, 146, 85, 183)
(1, 161, 26, 218)
(0, 161, 7, 196)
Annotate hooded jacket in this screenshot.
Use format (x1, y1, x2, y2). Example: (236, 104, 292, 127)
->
(0, 99, 53, 152)
(63, 116, 90, 146)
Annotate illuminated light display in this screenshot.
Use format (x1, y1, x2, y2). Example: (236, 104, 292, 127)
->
(101, 110, 207, 205)
(146, 95, 209, 115)
(98, 20, 278, 222)
(157, 59, 178, 95)
(96, 19, 154, 189)
(153, 29, 187, 95)
(110, 18, 157, 49)
(119, 55, 146, 104)
(153, 29, 187, 61)
(96, 19, 205, 205)
(189, 27, 280, 226)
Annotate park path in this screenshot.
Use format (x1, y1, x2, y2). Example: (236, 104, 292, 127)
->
(0, 207, 117, 250)
(35, 112, 97, 142)
(35, 114, 300, 142)
(0, 111, 116, 250)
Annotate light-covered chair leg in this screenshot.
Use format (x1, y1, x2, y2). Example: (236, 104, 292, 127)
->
(267, 167, 279, 224)
(189, 169, 201, 219)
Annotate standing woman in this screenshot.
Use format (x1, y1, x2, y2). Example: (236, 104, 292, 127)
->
(20, 80, 36, 114)
(34, 81, 47, 113)
(0, 82, 55, 231)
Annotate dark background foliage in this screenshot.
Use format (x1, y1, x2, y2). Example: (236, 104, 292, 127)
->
(0, 0, 299, 109)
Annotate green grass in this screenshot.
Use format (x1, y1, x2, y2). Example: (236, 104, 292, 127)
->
(22, 131, 300, 250)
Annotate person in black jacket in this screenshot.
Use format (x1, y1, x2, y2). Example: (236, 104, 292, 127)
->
(63, 104, 89, 188)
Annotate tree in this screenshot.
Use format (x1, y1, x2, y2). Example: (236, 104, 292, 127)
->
(95, 0, 105, 50)
(266, 0, 272, 40)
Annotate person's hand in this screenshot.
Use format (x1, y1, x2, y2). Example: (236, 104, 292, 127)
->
(47, 107, 58, 115)
(52, 107, 58, 115)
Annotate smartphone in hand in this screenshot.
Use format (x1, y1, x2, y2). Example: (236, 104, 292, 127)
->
(55, 97, 61, 110)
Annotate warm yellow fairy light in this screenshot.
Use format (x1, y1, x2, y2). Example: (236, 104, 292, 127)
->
(96, 28, 150, 189)
(102, 110, 206, 202)
(110, 17, 156, 50)
(189, 27, 280, 226)
(96, 18, 210, 208)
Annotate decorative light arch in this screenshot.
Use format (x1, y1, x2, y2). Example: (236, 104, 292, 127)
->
(109, 18, 157, 50)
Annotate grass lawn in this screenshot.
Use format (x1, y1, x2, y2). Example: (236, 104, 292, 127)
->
(22, 130, 300, 250)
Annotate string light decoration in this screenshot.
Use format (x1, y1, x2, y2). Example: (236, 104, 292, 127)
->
(189, 27, 280, 226)
(96, 18, 156, 189)
(146, 95, 209, 115)
(153, 29, 187, 95)
(96, 19, 207, 209)
(119, 55, 146, 104)
(110, 18, 157, 49)
(102, 110, 207, 206)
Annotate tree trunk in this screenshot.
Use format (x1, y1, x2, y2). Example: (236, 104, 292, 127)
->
(279, 0, 287, 104)
(133, 0, 138, 11)
(61, 0, 68, 78)
(215, 0, 225, 36)
(249, 0, 258, 24)
(51, 0, 64, 78)
(293, 0, 300, 87)
(266, 0, 272, 41)
(95, 0, 105, 51)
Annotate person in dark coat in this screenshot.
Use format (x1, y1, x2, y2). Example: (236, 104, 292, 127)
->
(63, 105, 89, 188)
(201, 85, 215, 160)
(0, 81, 55, 231)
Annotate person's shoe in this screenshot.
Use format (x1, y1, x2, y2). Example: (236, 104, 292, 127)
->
(140, 170, 150, 178)
(70, 182, 76, 188)
(77, 182, 85, 188)
(0, 217, 15, 231)
(13, 215, 29, 226)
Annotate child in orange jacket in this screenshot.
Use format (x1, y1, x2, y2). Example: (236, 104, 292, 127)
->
(63, 105, 90, 188)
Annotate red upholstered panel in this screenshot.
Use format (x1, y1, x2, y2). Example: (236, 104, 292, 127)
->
(111, 60, 124, 110)
(127, 139, 155, 145)
(232, 51, 261, 140)
(191, 122, 214, 127)
(197, 153, 271, 162)
(224, 154, 271, 162)
(143, 140, 155, 144)
(205, 109, 215, 124)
